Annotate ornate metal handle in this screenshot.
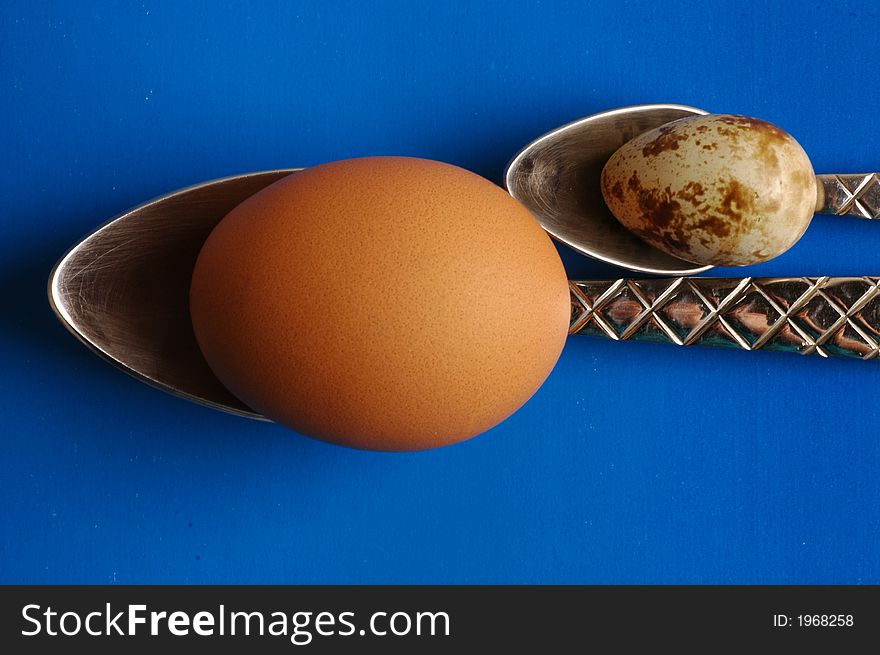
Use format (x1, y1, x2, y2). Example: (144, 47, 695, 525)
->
(569, 277, 880, 359)
(816, 174, 880, 219)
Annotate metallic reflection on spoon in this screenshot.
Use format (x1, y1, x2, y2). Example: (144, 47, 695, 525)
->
(48, 170, 300, 419)
(506, 104, 713, 275)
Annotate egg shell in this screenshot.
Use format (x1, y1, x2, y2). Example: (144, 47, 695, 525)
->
(189, 157, 571, 451)
(601, 114, 818, 266)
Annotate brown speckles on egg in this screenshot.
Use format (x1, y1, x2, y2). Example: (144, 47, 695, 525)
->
(626, 171, 640, 192)
(676, 181, 706, 205)
(600, 113, 817, 266)
(190, 157, 570, 451)
(715, 179, 756, 222)
(623, 172, 681, 229)
(716, 115, 789, 143)
(640, 123, 690, 157)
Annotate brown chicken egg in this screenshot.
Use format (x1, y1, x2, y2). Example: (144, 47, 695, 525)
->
(190, 157, 571, 451)
(601, 114, 819, 266)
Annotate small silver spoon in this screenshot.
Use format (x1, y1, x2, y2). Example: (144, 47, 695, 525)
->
(508, 104, 880, 273)
(49, 168, 880, 421)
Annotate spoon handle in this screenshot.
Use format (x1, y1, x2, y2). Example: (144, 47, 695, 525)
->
(569, 276, 880, 359)
(816, 174, 880, 219)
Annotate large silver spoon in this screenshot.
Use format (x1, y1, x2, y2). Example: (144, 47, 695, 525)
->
(49, 169, 880, 420)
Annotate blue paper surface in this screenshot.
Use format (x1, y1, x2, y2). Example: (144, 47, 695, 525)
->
(1, 0, 878, 584)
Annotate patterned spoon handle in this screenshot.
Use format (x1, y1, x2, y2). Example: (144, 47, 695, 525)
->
(816, 174, 880, 219)
(569, 277, 880, 359)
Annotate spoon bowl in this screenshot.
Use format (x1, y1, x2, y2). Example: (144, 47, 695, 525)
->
(48, 170, 300, 419)
(505, 104, 712, 275)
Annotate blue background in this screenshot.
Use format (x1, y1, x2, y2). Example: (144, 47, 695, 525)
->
(2, 0, 878, 584)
